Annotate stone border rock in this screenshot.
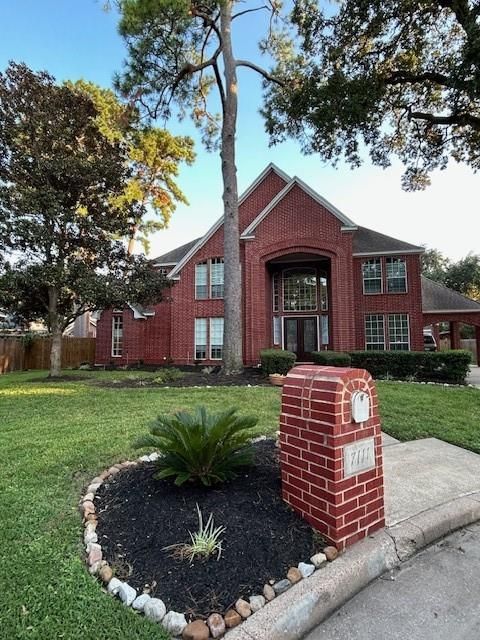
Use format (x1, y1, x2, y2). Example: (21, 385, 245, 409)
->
(80, 452, 340, 640)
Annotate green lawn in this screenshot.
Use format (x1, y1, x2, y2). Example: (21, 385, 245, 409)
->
(0, 371, 478, 639)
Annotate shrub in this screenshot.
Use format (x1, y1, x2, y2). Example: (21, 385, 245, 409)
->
(163, 504, 225, 563)
(312, 351, 351, 367)
(153, 367, 184, 384)
(133, 406, 257, 486)
(349, 350, 471, 384)
(260, 348, 296, 375)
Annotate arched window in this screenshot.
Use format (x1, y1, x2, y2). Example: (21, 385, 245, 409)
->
(283, 268, 317, 312)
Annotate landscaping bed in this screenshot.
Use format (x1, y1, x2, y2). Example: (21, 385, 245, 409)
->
(95, 440, 316, 619)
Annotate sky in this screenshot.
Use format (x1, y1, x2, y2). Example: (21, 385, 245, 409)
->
(0, 0, 478, 262)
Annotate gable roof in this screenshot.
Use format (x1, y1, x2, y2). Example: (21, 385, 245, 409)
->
(151, 237, 201, 266)
(422, 276, 480, 313)
(166, 163, 290, 278)
(352, 226, 423, 256)
(240, 176, 357, 239)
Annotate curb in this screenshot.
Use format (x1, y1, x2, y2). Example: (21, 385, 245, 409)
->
(225, 491, 480, 640)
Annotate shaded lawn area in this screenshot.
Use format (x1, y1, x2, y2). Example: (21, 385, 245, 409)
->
(0, 370, 478, 640)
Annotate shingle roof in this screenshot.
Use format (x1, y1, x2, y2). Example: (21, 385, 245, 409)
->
(151, 238, 201, 265)
(421, 276, 480, 312)
(352, 226, 423, 255)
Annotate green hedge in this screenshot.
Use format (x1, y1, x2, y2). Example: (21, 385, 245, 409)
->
(260, 349, 297, 375)
(312, 351, 352, 367)
(349, 350, 472, 384)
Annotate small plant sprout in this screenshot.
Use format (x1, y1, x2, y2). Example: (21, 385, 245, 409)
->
(163, 504, 225, 563)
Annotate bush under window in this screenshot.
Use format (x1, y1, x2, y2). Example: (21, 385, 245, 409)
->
(260, 349, 296, 375)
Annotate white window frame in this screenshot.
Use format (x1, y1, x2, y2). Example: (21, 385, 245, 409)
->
(365, 314, 386, 350)
(388, 313, 410, 350)
(195, 262, 208, 300)
(194, 318, 208, 360)
(209, 317, 224, 360)
(386, 257, 408, 294)
(209, 257, 224, 299)
(111, 315, 123, 357)
(362, 258, 383, 295)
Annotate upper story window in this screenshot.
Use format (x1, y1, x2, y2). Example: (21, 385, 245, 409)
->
(111, 315, 123, 357)
(362, 258, 382, 294)
(283, 268, 317, 312)
(195, 262, 208, 299)
(195, 258, 224, 299)
(386, 257, 407, 293)
(210, 258, 224, 298)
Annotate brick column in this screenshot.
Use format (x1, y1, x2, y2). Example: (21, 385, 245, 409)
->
(280, 365, 385, 551)
(475, 326, 480, 366)
(450, 321, 461, 350)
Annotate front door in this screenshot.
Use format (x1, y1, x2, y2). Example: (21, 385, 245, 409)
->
(284, 317, 318, 361)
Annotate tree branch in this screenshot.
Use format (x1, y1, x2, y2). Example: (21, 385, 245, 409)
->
(385, 70, 459, 89)
(232, 5, 268, 20)
(235, 60, 285, 86)
(408, 109, 480, 128)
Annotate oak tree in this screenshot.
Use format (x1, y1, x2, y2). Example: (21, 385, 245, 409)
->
(0, 63, 169, 376)
(264, 0, 480, 190)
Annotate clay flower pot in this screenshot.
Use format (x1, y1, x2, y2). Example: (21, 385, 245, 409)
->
(269, 373, 287, 387)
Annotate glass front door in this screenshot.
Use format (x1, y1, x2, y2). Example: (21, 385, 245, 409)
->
(284, 317, 318, 361)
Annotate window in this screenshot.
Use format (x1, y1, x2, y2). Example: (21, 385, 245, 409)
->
(272, 272, 279, 312)
(365, 314, 385, 350)
(210, 258, 224, 298)
(111, 315, 123, 357)
(194, 318, 208, 359)
(210, 317, 224, 359)
(273, 316, 281, 345)
(319, 274, 328, 311)
(388, 314, 410, 350)
(283, 268, 317, 312)
(386, 258, 407, 293)
(195, 262, 208, 299)
(362, 259, 382, 294)
(194, 317, 224, 360)
(321, 315, 329, 346)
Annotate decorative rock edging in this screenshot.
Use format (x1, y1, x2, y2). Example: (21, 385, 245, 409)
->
(80, 453, 339, 639)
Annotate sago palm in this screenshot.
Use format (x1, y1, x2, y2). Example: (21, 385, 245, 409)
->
(133, 406, 258, 486)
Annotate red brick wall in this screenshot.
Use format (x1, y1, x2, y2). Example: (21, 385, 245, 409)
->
(353, 254, 424, 351)
(280, 365, 385, 550)
(95, 168, 426, 366)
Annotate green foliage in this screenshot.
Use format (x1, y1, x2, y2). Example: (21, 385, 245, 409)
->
(152, 367, 184, 384)
(421, 247, 451, 283)
(311, 351, 351, 367)
(260, 348, 297, 375)
(69, 80, 195, 252)
(444, 253, 480, 301)
(349, 350, 472, 384)
(164, 504, 225, 563)
(265, 0, 480, 190)
(0, 63, 171, 375)
(133, 406, 258, 486)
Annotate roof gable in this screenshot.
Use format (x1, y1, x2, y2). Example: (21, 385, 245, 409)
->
(167, 163, 290, 278)
(240, 176, 357, 238)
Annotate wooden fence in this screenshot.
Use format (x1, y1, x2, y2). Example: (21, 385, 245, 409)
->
(0, 336, 96, 373)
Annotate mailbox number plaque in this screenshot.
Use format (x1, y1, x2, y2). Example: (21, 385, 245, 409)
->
(344, 437, 375, 477)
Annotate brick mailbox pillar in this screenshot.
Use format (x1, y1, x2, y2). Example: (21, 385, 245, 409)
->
(280, 365, 385, 551)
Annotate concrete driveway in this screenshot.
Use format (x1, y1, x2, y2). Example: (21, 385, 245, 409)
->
(468, 365, 480, 387)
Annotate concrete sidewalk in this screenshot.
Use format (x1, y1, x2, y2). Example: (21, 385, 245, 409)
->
(468, 365, 480, 387)
(226, 436, 480, 640)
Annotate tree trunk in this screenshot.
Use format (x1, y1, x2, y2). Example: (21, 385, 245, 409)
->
(220, 1, 243, 375)
(48, 286, 62, 377)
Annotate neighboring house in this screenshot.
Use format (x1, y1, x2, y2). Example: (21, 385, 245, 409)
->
(64, 311, 98, 338)
(95, 164, 480, 366)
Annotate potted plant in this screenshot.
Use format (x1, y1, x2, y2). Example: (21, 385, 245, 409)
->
(269, 373, 287, 386)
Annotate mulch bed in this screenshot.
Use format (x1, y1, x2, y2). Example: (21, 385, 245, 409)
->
(95, 441, 317, 619)
(95, 368, 271, 388)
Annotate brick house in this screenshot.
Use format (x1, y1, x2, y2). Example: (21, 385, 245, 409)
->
(96, 164, 480, 366)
